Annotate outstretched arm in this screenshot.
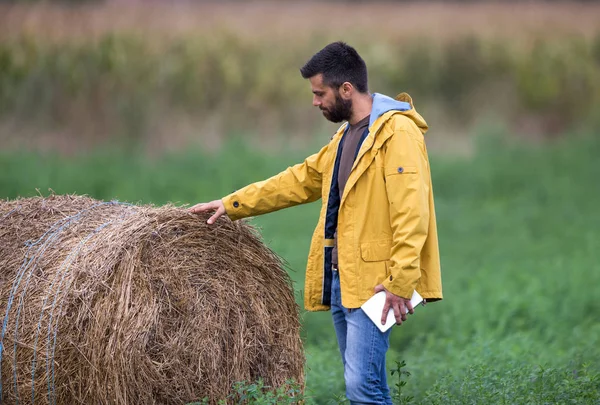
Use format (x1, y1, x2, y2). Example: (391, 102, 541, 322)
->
(189, 143, 330, 224)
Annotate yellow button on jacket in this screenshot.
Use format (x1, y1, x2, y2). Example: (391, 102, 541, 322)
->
(223, 93, 442, 311)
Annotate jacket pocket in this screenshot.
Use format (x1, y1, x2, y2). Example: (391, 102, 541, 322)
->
(360, 240, 392, 262)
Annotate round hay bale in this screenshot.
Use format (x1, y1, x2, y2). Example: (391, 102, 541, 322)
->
(0, 195, 303, 404)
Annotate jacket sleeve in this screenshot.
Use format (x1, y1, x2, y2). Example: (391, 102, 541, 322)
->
(222, 144, 329, 221)
(381, 126, 430, 299)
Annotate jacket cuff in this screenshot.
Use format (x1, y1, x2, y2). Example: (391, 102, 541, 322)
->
(381, 276, 418, 301)
(222, 193, 244, 221)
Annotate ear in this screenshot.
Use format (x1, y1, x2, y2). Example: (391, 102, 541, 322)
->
(340, 82, 354, 99)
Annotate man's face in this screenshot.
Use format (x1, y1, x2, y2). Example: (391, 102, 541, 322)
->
(309, 74, 352, 123)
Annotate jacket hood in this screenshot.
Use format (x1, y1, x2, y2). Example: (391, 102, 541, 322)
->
(369, 92, 428, 135)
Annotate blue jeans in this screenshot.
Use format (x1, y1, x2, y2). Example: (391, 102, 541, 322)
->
(331, 270, 393, 405)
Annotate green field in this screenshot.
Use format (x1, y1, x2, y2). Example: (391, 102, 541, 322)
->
(2, 2, 599, 402)
(1, 130, 599, 404)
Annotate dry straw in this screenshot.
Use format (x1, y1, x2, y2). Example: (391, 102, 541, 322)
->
(0, 195, 303, 404)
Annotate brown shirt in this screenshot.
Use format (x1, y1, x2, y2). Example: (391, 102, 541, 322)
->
(332, 114, 370, 267)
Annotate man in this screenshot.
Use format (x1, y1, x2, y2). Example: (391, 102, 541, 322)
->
(190, 42, 442, 404)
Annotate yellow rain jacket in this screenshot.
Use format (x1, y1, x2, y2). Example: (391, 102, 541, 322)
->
(222, 93, 442, 311)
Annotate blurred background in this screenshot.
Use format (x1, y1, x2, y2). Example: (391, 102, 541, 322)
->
(1, 1, 599, 404)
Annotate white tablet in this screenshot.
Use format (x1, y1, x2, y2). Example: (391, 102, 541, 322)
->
(360, 290, 424, 332)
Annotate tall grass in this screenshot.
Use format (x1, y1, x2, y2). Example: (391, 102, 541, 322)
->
(1, 131, 599, 403)
(0, 25, 599, 151)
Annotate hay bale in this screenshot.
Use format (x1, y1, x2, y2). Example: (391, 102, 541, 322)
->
(0, 195, 303, 404)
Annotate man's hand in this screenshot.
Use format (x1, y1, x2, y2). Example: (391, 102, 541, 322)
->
(189, 199, 227, 224)
(374, 284, 414, 326)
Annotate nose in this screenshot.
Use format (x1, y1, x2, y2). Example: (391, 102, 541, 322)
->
(312, 96, 320, 107)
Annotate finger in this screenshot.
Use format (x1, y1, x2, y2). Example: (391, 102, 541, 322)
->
(406, 300, 415, 315)
(207, 209, 223, 225)
(209, 206, 227, 224)
(400, 301, 408, 322)
(381, 300, 391, 325)
(190, 202, 215, 214)
(393, 301, 402, 325)
(188, 203, 204, 213)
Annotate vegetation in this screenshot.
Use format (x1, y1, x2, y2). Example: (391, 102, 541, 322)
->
(1, 34, 599, 141)
(1, 132, 599, 403)
(0, 3, 599, 150)
(1, 3, 599, 402)
(193, 379, 305, 405)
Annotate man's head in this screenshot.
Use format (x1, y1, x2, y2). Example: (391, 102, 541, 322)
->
(300, 42, 368, 123)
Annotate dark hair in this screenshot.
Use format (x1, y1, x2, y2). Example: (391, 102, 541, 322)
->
(300, 42, 368, 93)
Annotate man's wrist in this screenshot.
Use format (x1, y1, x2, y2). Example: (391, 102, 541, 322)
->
(221, 195, 242, 220)
(382, 278, 412, 301)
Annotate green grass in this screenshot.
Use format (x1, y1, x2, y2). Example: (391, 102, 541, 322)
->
(1, 132, 599, 403)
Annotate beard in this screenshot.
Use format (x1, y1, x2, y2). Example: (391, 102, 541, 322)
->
(320, 92, 353, 123)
